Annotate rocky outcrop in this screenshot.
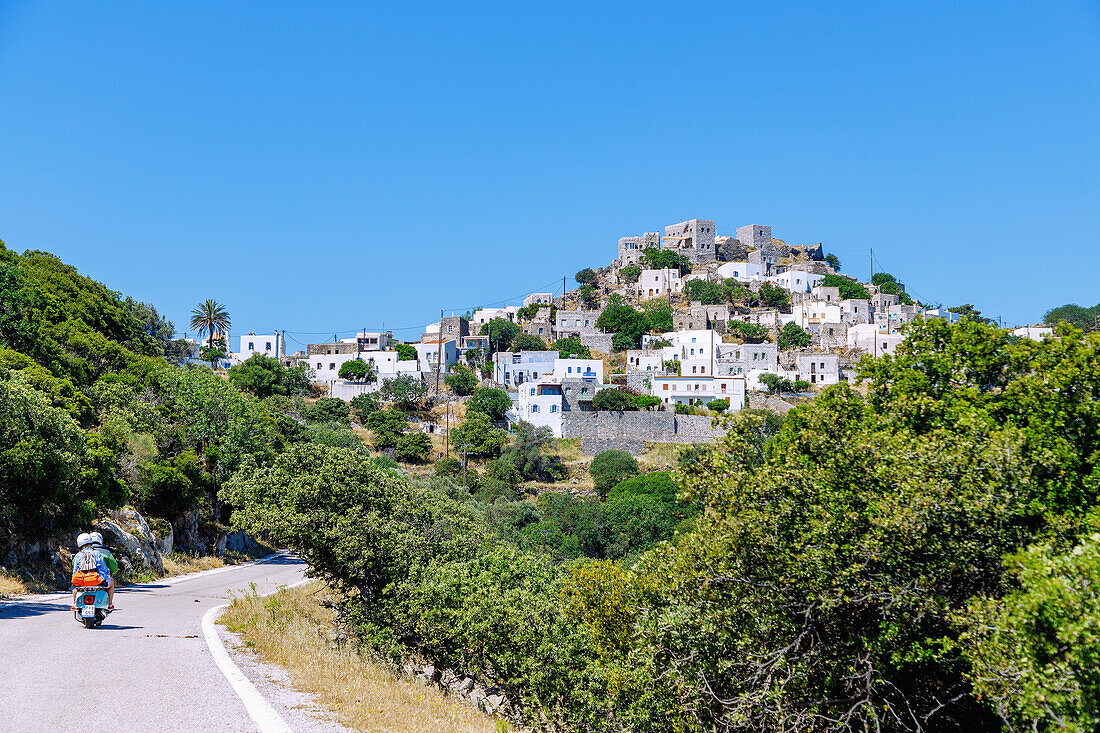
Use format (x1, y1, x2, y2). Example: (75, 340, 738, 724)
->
(171, 510, 205, 555)
(220, 529, 261, 556)
(403, 662, 517, 721)
(94, 507, 165, 573)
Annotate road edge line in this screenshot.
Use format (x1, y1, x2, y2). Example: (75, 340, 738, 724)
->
(201, 579, 311, 733)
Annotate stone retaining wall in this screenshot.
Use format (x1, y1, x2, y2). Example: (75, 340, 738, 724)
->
(563, 410, 722, 455)
(580, 333, 613, 354)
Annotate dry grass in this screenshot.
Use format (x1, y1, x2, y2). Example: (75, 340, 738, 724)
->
(221, 583, 499, 733)
(0, 571, 30, 598)
(637, 441, 684, 468)
(161, 553, 227, 575)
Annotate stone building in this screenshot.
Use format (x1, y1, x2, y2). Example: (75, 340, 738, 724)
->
(439, 316, 469, 339)
(673, 305, 729, 333)
(816, 322, 849, 349)
(663, 219, 717, 264)
(618, 232, 661, 267)
(523, 293, 554, 308)
(714, 341, 778, 376)
(736, 224, 772, 254)
(555, 309, 603, 337)
(521, 307, 554, 341)
(871, 292, 900, 311)
(306, 342, 361, 356)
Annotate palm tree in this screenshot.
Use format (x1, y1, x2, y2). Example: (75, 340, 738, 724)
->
(190, 299, 231, 351)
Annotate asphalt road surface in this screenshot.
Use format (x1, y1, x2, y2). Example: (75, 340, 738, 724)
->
(0, 554, 308, 732)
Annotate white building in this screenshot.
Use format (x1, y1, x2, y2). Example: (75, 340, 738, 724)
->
(471, 306, 520, 328)
(238, 333, 282, 360)
(792, 301, 843, 329)
(1012, 325, 1054, 341)
(635, 268, 683, 299)
(512, 382, 566, 437)
(309, 352, 370, 384)
(769, 270, 825, 294)
(551, 358, 603, 383)
(367, 351, 421, 378)
(626, 349, 667, 373)
(493, 351, 559, 388)
(415, 339, 459, 374)
(650, 375, 746, 408)
(717, 261, 764, 281)
(792, 353, 840, 386)
(924, 309, 963, 324)
(655, 329, 720, 362)
(848, 323, 905, 355)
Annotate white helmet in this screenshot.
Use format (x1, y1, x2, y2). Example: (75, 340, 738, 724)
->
(76, 532, 93, 549)
(89, 531, 104, 546)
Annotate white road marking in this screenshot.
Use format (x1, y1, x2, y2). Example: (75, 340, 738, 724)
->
(201, 578, 311, 733)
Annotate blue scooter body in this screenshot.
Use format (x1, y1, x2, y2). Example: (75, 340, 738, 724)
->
(73, 587, 110, 627)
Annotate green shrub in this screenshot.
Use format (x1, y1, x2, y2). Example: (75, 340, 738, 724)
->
(395, 431, 432, 463)
(365, 408, 407, 450)
(434, 457, 461, 476)
(466, 387, 510, 422)
(592, 387, 637, 411)
(301, 397, 350, 425)
(589, 449, 638, 498)
(350, 392, 382, 423)
(444, 364, 478, 395)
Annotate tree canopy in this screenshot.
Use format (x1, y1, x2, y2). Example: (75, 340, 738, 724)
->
(596, 295, 650, 351)
(444, 363, 478, 395)
(467, 387, 510, 421)
(640, 248, 691, 274)
(820, 273, 871, 300)
(479, 318, 521, 352)
(777, 321, 811, 350)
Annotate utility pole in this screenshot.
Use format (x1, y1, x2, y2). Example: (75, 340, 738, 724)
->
(444, 400, 451, 457)
(435, 308, 444, 397)
(536, 528, 552, 555)
(457, 443, 471, 492)
(870, 248, 874, 285)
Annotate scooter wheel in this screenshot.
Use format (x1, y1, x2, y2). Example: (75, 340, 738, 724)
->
(83, 617, 96, 629)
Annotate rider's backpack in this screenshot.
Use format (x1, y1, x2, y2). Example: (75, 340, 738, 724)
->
(71, 548, 105, 587)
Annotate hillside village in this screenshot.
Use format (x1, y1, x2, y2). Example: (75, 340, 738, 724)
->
(206, 217, 1053, 455)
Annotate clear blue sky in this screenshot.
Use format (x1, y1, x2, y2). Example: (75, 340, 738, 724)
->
(1, 2, 1097, 344)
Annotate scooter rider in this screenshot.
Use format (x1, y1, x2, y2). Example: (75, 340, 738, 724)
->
(71, 533, 114, 612)
(89, 531, 118, 606)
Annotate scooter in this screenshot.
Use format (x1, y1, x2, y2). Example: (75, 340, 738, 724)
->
(72, 585, 111, 628)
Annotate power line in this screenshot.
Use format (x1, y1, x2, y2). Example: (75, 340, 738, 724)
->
(272, 276, 569, 340)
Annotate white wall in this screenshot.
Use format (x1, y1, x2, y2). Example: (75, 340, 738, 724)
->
(551, 358, 604, 383)
(513, 384, 565, 437)
(635, 268, 682, 298)
(650, 376, 746, 408)
(717, 261, 764, 281)
(770, 270, 824, 293)
(238, 334, 280, 358)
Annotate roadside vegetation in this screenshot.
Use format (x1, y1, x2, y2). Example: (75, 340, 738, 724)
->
(225, 318, 1100, 732)
(221, 582, 497, 733)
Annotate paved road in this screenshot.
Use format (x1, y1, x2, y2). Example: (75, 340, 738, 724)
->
(0, 554, 307, 732)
